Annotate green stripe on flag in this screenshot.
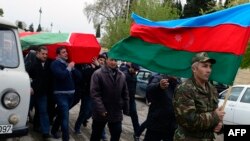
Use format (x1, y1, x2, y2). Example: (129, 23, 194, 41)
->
(109, 37, 242, 85)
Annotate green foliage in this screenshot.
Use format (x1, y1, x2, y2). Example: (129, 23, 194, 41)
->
(182, 0, 216, 18)
(175, 0, 183, 16)
(29, 24, 34, 32)
(101, 18, 131, 49)
(100, 0, 180, 49)
(131, 0, 179, 21)
(36, 24, 42, 32)
(0, 8, 3, 17)
(224, 0, 234, 8)
(224, 0, 249, 8)
(241, 45, 250, 69)
(84, 0, 127, 26)
(17, 21, 24, 29)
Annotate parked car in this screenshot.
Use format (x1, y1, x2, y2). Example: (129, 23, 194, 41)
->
(210, 81, 229, 93)
(218, 85, 250, 125)
(136, 69, 155, 100)
(136, 68, 228, 102)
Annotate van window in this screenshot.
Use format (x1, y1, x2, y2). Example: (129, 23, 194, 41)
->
(0, 29, 19, 68)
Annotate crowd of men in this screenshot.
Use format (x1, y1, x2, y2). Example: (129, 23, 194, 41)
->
(25, 46, 224, 141)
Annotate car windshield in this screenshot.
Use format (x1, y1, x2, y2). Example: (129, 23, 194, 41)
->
(137, 70, 152, 81)
(219, 86, 244, 101)
(0, 29, 19, 68)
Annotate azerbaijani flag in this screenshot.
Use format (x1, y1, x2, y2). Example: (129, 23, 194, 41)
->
(108, 3, 250, 85)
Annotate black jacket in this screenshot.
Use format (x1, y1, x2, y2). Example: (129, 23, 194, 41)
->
(123, 70, 137, 99)
(26, 57, 52, 95)
(146, 74, 179, 132)
(75, 64, 100, 96)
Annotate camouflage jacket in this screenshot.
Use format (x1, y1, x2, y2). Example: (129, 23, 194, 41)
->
(173, 77, 220, 141)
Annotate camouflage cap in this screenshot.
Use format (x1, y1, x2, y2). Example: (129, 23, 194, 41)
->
(192, 52, 216, 64)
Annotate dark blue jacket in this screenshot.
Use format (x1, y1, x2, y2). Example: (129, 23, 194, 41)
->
(50, 58, 81, 94)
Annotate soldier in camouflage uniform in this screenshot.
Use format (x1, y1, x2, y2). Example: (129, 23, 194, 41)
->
(173, 52, 225, 141)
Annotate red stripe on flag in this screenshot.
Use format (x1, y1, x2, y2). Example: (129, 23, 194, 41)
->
(131, 23, 250, 55)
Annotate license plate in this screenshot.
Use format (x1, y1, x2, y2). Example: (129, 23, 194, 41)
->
(0, 125, 13, 134)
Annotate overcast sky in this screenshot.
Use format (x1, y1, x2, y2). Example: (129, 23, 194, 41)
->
(1, 0, 95, 33)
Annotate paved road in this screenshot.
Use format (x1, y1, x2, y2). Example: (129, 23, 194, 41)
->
(2, 97, 224, 141)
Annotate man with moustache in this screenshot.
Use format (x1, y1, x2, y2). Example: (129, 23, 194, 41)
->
(90, 54, 129, 141)
(50, 46, 81, 141)
(173, 52, 225, 141)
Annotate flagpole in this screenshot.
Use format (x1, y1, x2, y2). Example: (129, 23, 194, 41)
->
(221, 86, 232, 111)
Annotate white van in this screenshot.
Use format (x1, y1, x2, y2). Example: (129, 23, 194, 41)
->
(0, 18, 30, 137)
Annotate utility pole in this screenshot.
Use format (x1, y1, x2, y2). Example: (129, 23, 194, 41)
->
(37, 7, 42, 32)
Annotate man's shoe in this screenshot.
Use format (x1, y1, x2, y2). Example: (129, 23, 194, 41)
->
(43, 134, 51, 138)
(42, 134, 51, 141)
(133, 134, 140, 141)
(102, 138, 108, 141)
(101, 134, 108, 141)
(74, 129, 81, 135)
(82, 120, 88, 127)
(51, 131, 60, 139)
(33, 127, 40, 133)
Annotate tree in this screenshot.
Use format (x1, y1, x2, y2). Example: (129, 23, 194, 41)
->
(241, 42, 250, 69)
(224, 0, 234, 8)
(84, 0, 180, 49)
(36, 24, 42, 32)
(130, 0, 180, 21)
(182, 0, 216, 18)
(29, 24, 34, 32)
(84, 0, 127, 27)
(175, 0, 183, 17)
(16, 21, 27, 30)
(0, 8, 3, 17)
(17, 22, 23, 29)
(84, 0, 128, 46)
(95, 24, 101, 38)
